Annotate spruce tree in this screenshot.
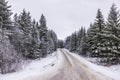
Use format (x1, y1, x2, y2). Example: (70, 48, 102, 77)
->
(47, 33, 55, 53)
(77, 27, 84, 51)
(77, 28, 87, 55)
(93, 9, 106, 58)
(17, 9, 33, 58)
(39, 14, 48, 57)
(70, 32, 77, 52)
(103, 4, 120, 64)
(9, 13, 24, 57)
(87, 9, 105, 58)
(47, 30, 58, 53)
(30, 19, 41, 58)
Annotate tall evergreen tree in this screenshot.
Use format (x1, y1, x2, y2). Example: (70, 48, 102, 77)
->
(87, 9, 106, 58)
(77, 27, 87, 55)
(16, 9, 33, 58)
(9, 13, 24, 57)
(47, 30, 58, 53)
(76, 27, 83, 50)
(102, 4, 120, 64)
(39, 14, 48, 57)
(30, 19, 41, 58)
(70, 32, 77, 52)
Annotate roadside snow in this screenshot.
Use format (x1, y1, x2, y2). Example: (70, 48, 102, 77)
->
(1, 49, 120, 80)
(0, 51, 59, 80)
(85, 56, 120, 80)
(86, 57, 120, 75)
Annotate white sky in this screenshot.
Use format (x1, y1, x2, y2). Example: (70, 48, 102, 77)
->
(7, 0, 120, 40)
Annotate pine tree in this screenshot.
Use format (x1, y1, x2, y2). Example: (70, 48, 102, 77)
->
(39, 14, 48, 57)
(77, 27, 87, 55)
(87, 9, 105, 58)
(70, 32, 77, 52)
(17, 9, 33, 58)
(47, 34, 55, 53)
(47, 30, 58, 53)
(101, 4, 120, 64)
(30, 19, 41, 58)
(77, 27, 84, 50)
(9, 13, 24, 57)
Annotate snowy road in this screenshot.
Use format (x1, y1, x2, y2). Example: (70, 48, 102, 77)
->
(57, 49, 114, 80)
(19, 49, 114, 80)
(1, 49, 118, 80)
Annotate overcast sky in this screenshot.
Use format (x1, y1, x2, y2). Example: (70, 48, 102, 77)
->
(7, 0, 120, 39)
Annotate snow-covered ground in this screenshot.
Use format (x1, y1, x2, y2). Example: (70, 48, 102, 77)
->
(86, 57, 120, 76)
(0, 51, 61, 80)
(0, 49, 120, 80)
(85, 56, 120, 79)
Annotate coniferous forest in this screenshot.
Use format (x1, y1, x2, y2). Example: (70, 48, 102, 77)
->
(0, 0, 59, 74)
(0, 0, 120, 74)
(65, 4, 120, 65)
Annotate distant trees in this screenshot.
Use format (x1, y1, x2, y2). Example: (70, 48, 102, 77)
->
(58, 40, 64, 48)
(64, 36, 71, 49)
(64, 27, 88, 56)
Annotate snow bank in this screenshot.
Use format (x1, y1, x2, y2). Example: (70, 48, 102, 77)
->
(0, 51, 62, 80)
(64, 49, 120, 80)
